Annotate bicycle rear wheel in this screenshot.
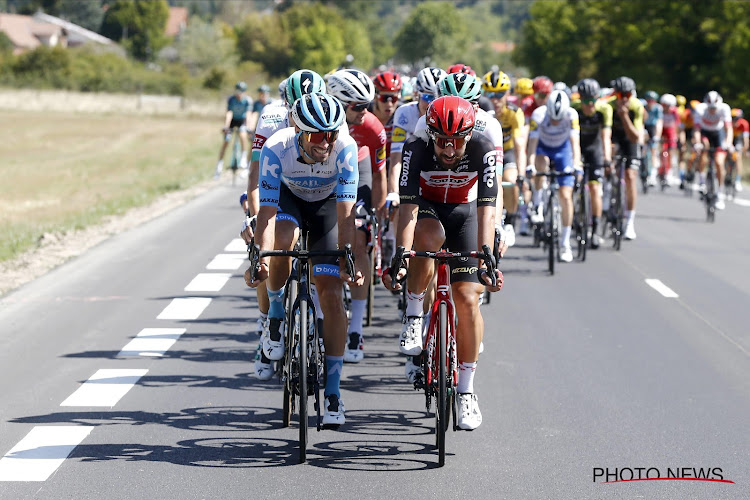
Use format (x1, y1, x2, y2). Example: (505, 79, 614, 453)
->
(231, 134, 241, 186)
(436, 302, 448, 467)
(578, 184, 590, 261)
(298, 298, 309, 463)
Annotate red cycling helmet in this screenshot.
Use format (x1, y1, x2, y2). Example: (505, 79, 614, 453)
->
(373, 71, 402, 93)
(426, 96, 476, 137)
(532, 76, 553, 94)
(447, 63, 476, 77)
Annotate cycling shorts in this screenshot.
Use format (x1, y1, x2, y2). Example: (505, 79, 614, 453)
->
(663, 127, 678, 149)
(612, 136, 641, 170)
(277, 184, 340, 277)
(701, 128, 726, 150)
(537, 140, 575, 188)
(416, 199, 481, 284)
(229, 118, 247, 133)
(502, 148, 518, 170)
(581, 146, 603, 182)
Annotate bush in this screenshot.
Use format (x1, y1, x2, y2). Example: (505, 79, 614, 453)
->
(202, 66, 226, 90)
(11, 46, 72, 88)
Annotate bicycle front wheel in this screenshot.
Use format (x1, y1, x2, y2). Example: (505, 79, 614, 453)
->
(298, 298, 309, 463)
(436, 301, 448, 467)
(282, 278, 298, 428)
(366, 252, 374, 326)
(546, 195, 557, 275)
(706, 163, 716, 223)
(613, 180, 623, 251)
(578, 185, 590, 261)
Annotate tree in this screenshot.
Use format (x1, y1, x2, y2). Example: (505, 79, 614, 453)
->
(172, 16, 236, 75)
(235, 11, 292, 77)
(57, 0, 103, 32)
(393, 1, 469, 67)
(100, 0, 169, 61)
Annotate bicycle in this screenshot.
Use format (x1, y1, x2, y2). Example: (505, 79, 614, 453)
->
(389, 244, 497, 467)
(724, 147, 738, 201)
(248, 239, 355, 463)
(702, 146, 719, 223)
(657, 140, 671, 192)
(222, 126, 243, 186)
(572, 169, 591, 261)
(533, 170, 565, 275)
(641, 141, 653, 194)
(365, 209, 380, 327)
(601, 155, 626, 251)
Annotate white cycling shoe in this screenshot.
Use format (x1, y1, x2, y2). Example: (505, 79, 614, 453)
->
(399, 316, 423, 355)
(344, 332, 364, 363)
(560, 245, 573, 263)
(322, 394, 346, 427)
(457, 393, 482, 430)
(262, 317, 285, 361)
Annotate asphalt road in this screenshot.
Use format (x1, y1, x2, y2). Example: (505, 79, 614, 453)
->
(0, 181, 748, 500)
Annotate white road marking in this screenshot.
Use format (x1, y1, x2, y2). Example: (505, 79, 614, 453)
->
(206, 253, 246, 270)
(224, 238, 247, 252)
(118, 328, 186, 357)
(645, 279, 679, 298)
(157, 297, 211, 320)
(733, 198, 750, 207)
(0, 426, 94, 481)
(60, 369, 148, 407)
(184, 273, 231, 292)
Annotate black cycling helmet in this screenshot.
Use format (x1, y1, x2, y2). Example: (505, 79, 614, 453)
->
(612, 76, 636, 94)
(576, 78, 600, 99)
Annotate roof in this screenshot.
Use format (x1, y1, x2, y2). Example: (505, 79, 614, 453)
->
(0, 13, 62, 52)
(32, 12, 113, 45)
(165, 6, 188, 37)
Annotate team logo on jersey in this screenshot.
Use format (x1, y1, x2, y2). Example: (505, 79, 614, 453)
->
(400, 149, 412, 186)
(252, 134, 267, 150)
(337, 149, 355, 173)
(392, 127, 406, 143)
(261, 180, 278, 191)
(474, 119, 487, 132)
(399, 114, 409, 125)
(377, 146, 386, 161)
(261, 155, 280, 178)
(529, 121, 538, 131)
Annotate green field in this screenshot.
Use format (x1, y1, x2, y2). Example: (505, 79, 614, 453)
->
(0, 109, 220, 262)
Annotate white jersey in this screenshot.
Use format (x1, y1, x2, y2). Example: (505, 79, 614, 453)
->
(528, 106, 580, 148)
(390, 102, 422, 154)
(413, 108, 504, 152)
(694, 102, 731, 132)
(258, 128, 358, 204)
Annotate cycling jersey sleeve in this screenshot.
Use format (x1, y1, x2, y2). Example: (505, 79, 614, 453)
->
(471, 137, 499, 207)
(528, 107, 546, 139)
(370, 125, 387, 173)
(258, 145, 283, 207)
(597, 101, 613, 128)
(569, 108, 580, 138)
(398, 137, 424, 204)
(335, 142, 359, 202)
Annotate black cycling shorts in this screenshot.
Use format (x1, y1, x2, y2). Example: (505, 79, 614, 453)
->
(701, 128, 725, 149)
(277, 184, 340, 277)
(612, 136, 641, 170)
(582, 146, 604, 182)
(502, 148, 518, 170)
(416, 198, 481, 284)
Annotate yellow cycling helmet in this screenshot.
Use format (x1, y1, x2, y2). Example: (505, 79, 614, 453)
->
(676, 94, 686, 107)
(515, 77, 534, 96)
(482, 70, 511, 93)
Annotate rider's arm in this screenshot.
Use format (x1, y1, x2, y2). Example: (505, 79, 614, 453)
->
(335, 140, 362, 281)
(370, 127, 388, 214)
(618, 100, 641, 144)
(526, 136, 538, 171)
(476, 143, 500, 253)
(514, 108, 527, 172)
(602, 127, 613, 163)
(395, 138, 422, 251)
(224, 110, 233, 130)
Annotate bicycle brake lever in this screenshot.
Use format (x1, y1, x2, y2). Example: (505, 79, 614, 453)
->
(390, 246, 407, 284)
(481, 244, 497, 288)
(343, 243, 356, 280)
(247, 242, 261, 281)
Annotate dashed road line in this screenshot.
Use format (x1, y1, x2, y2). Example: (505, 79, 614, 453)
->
(733, 198, 750, 207)
(118, 328, 186, 357)
(206, 253, 246, 270)
(157, 297, 211, 320)
(184, 272, 231, 292)
(224, 238, 247, 252)
(645, 279, 679, 298)
(60, 369, 149, 407)
(0, 426, 94, 481)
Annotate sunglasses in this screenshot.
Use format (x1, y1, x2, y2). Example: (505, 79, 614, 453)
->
(430, 133, 468, 149)
(377, 94, 399, 103)
(486, 91, 507, 99)
(419, 93, 436, 103)
(616, 91, 632, 100)
(304, 130, 339, 144)
(347, 103, 369, 112)
(535, 92, 548, 99)
(581, 98, 596, 105)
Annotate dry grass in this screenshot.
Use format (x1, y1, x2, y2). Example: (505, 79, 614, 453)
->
(0, 109, 220, 261)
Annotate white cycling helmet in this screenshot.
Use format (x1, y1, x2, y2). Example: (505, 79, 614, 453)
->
(704, 90, 722, 108)
(416, 67, 447, 96)
(326, 69, 375, 105)
(660, 93, 676, 108)
(546, 89, 570, 121)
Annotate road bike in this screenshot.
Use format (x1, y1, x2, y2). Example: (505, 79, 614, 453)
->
(248, 238, 355, 463)
(724, 147, 739, 201)
(702, 147, 719, 223)
(389, 244, 497, 467)
(534, 170, 565, 275)
(601, 155, 626, 251)
(365, 208, 380, 327)
(223, 126, 243, 186)
(572, 169, 591, 261)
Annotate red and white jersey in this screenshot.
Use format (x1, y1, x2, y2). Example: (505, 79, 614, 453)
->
(662, 106, 681, 130)
(694, 102, 732, 132)
(348, 111, 387, 173)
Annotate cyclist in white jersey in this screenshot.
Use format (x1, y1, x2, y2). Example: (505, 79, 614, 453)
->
(246, 92, 364, 426)
(692, 91, 733, 210)
(527, 90, 581, 263)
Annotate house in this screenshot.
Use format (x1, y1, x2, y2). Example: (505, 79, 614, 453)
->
(0, 12, 113, 55)
(165, 6, 188, 37)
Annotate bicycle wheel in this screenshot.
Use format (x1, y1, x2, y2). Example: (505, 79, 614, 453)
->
(436, 301, 448, 467)
(365, 252, 374, 326)
(298, 298, 309, 463)
(579, 184, 590, 261)
(612, 177, 623, 251)
(231, 134, 241, 186)
(706, 162, 716, 223)
(309, 307, 324, 432)
(282, 277, 298, 428)
(546, 194, 555, 275)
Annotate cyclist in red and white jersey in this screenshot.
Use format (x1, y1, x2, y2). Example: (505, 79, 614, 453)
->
(731, 108, 748, 192)
(659, 93, 681, 183)
(327, 69, 387, 363)
(693, 91, 733, 210)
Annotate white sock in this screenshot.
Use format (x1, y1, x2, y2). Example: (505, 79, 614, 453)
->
(533, 189, 543, 207)
(405, 289, 426, 317)
(216, 159, 224, 171)
(561, 225, 571, 248)
(311, 284, 324, 320)
(457, 361, 477, 393)
(348, 299, 366, 334)
(626, 210, 635, 224)
(241, 150, 249, 168)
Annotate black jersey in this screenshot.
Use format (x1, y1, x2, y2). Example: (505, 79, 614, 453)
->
(400, 134, 498, 207)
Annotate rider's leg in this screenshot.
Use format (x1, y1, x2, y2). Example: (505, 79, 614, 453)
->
(238, 129, 249, 169)
(559, 184, 574, 248)
(314, 274, 347, 399)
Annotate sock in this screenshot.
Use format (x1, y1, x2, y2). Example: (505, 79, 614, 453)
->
(457, 361, 477, 393)
(310, 284, 324, 320)
(325, 355, 344, 397)
(267, 287, 284, 319)
(505, 213, 515, 226)
(241, 150, 249, 168)
(561, 225, 571, 247)
(348, 299, 366, 334)
(533, 188, 543, 207)
(405, 289, 426, 317)
(626, 210, 636, 225)
(216, 159, 224, 171)
(591, 216, 599, 234)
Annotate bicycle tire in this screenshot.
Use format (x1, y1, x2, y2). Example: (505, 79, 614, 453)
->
(231, 133, 241, 186)
(706, 160, 716, 223)
(298, 298, 309, 463)
(613, 176, 623, 251)
(282, 277, 298, 428)
(437, 301, 448, 467)
(546, 194, 555, 275)
(310, 308, 323, 432)
(366, 252, 374, 326)
(580, 184, 590, 261)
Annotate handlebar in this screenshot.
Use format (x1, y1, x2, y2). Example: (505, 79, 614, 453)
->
(388, 245, 498, 288)
(247, 243, 355, 282)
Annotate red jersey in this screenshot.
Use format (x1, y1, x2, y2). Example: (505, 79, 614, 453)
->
(349, 111, 387, 173)
(733, 118, 749, 138)
(521, 95, 536, 124)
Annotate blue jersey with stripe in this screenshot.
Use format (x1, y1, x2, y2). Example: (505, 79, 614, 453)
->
(227, 95, 252, 120)
(259, 128, 358, 205)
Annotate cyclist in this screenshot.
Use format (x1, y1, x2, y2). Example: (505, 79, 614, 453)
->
(643, 90, 663, 186)
(525, 76, 554, 125)
(241, 69, 329, 380)
(659, 93, 681, 185)
(607, 76, 644, 240)
(245, 92, 364, 426)
(483, 70, 526, 247)
(731, 108, 748, 192)
(572, 78, 612, 249)
(248, 84, 271, 131)
(527, 89, 582, 263)
(383, 96, 503, 430)
(215, 81, 253, 178)
(692, 91, 733, 210)
(514, 76, 536, 234)
(327, 69, 387, 363)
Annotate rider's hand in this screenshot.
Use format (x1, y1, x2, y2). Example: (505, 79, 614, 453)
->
(240, 215, 256, 243)
(244, 261, 268, 288)
(479, 268, 504, 292)
(341, 265, 365, 287)
(382, 266, 407, 291)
